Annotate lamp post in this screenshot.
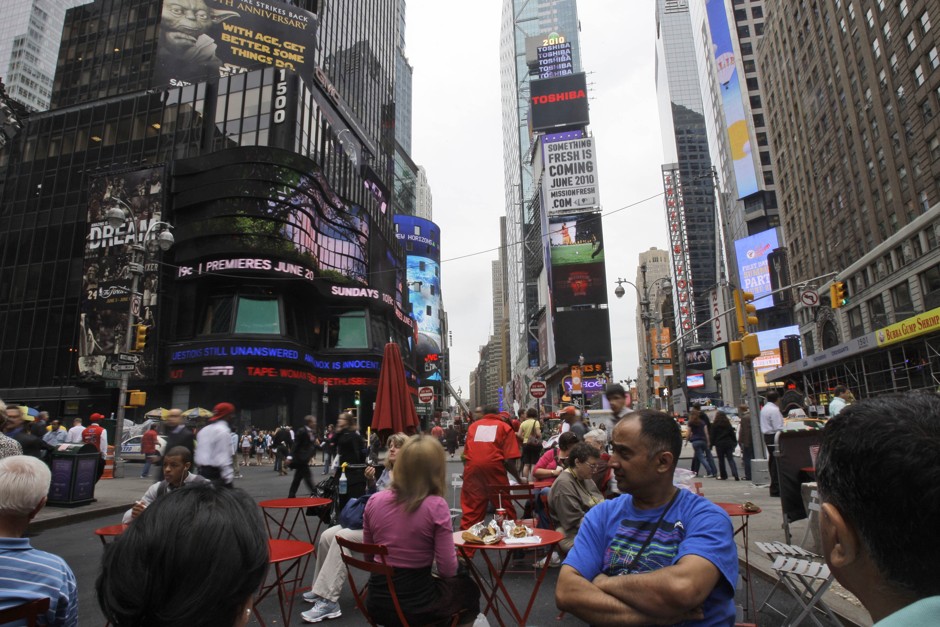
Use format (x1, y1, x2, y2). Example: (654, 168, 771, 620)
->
(105, 198, 173, 478)
(615, 265, 672, 409)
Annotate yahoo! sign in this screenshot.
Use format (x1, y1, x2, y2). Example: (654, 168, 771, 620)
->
(562, 375, 606, 393)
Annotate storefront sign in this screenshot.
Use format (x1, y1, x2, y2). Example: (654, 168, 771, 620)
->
(168, 341, 382, 372)
(176, 257, 316, 281)
(876, 307, 940, 346)
(168, 363, 378, 387)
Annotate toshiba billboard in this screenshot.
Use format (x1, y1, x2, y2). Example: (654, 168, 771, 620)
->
(530, 72, 589, 131)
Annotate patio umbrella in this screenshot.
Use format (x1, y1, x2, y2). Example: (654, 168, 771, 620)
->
(372, 342, 419, 437)
(25, 407, 40, 417)
(144, 407, 168, 419)
(182, 407, 213, 420)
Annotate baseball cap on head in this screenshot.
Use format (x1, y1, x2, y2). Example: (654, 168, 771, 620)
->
(210, 402, 235, 422)
(90, 412, 105, 422)
(561, 406, 578, 416)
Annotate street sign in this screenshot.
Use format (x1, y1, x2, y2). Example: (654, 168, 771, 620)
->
(105, 380, 121, 388)
(118, 353, 141, 363)
(529, 381, 547, 399)
(416, 403, 432, 414)
(652, 358, 671, 365)
(101, 369, 122, 380)
(111, 363, 136, 372)
(418, 386, 434, 404)
(800, 289, 819, 307)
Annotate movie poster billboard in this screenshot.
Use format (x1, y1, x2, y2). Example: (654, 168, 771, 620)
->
(154, 0, 319, 88)
(733, 228, 779, 310)
(79, 168, 166, 380)
(705, 0, 759, 198)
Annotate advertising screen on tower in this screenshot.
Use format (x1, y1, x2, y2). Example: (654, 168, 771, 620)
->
(734, 228, 779, 310)
(542, 136, 600, 212)
(153, 0, 319, 88)
(78, 167, 166, 381)
(705, 0, 759, 198)
(529, 72, 589, 131)
(394, 216, 443, 371)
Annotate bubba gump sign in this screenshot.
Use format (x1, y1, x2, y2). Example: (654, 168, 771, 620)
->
(876, 307, 940, 347)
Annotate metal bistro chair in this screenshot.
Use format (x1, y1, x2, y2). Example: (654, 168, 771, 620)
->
(335, 535, 460, 627)
(756, 490, 840, 627)
(0, 598, 51, 627)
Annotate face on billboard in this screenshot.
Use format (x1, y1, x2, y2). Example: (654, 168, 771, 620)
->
(548, 213, 604, 265)
(734, 228, 779, 310)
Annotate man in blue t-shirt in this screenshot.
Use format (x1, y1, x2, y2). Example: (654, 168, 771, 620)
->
(556, 409, 738, 625)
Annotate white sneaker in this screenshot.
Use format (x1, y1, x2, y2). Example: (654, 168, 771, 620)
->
(534, 553, 561, 568)
(301, 600, 342, 623)
(302, 590, 324, 604)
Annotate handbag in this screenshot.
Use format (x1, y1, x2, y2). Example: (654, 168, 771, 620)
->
(338, 492, 372, 530)
(306, 475, 338, 525)
(522, 419, 540, 447)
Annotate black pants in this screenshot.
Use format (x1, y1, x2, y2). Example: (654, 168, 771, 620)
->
(289, 462, 315, 498)
(764, 433, 780, 495)
(199, 465, 231, 486)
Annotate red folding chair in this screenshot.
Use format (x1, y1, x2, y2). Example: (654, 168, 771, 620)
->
(488, 483, 537, 524)
(335, 536, 460, 627)
(0, 598, 51, 627)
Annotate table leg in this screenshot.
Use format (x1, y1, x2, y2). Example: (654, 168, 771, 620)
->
(263, 509, 291, 539)
(458, 548, 506, 627)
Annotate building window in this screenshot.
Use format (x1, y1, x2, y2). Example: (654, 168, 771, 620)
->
(873, 38, 882, 57)
(848, 307, 865, 338)
(900, 0, 909, 19)
(908, 30, 917, 51)
(866, 8, 875, 28)
(921, 263, 940, 307)
(325, 310, 368, 349)
(915, 64, 926, 85)
(203, 296, 234, 334)
(890, 53, 899, 73)
(930, 136, 940, 159)
(884, 22, 892, 40)
(892, 281, 915, 319)
(234, 297, 281, 335)
(922, 11, 932, 33)
(931, 47, 940, 69)
(869, 295, 888, 328)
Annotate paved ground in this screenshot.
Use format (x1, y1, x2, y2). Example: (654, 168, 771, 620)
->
(28, 444, 872, 626)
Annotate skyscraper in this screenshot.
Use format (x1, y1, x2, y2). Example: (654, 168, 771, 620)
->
(0, 0, 89, 111)
(499, 0, 582, 384)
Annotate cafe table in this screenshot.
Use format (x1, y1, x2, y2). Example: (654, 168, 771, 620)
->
(93, 523, 128, 546)
(454, 528, 564, 627)
(257, 497, 331, 546)
(717, 502, 762, 621)
(252, 538, 314, 627)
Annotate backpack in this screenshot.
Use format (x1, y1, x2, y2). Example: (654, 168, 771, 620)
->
(306, 475, 338, 525)
(338, 492, 372, 530)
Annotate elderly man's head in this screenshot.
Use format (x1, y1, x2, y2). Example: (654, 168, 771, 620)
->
(583, 428, 607, 453)
(0, 456, 51, 522)
(4, 405, 23, 432)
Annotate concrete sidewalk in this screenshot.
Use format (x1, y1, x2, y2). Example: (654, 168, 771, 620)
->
(35, 450, 873, 626)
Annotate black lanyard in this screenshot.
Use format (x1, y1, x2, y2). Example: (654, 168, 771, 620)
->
(623, 488, 681, 573)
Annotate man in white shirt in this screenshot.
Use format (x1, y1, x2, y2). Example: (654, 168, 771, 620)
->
(759, 391, 784, 497)
(65, 418, 85, 443)
(828, 385, 850, 417)
(195, 403, 236, 485)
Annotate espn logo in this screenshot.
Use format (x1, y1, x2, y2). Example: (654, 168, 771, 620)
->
(202, 366, 234, 376)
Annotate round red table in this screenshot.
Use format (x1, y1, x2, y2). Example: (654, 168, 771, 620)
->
(94, 524, 128, 546)
(253, 538, 315, 627)
(717, 502, 762, 621)
(454, 528, 564, 626)
(258, 497, 331, 545)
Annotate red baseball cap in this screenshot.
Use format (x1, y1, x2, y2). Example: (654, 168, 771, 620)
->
(210, 402, 235, 422)
(90, 413, 105, 421)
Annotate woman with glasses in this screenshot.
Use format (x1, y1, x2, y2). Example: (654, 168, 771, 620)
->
(547, 442, 605, 566)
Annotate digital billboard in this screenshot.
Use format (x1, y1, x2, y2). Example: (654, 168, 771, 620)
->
(154, 0, 319, 88)
(552, 263, 607, 307)
(554, 309, 612, 365)
(734, 228, 779, 310)
(79, 167, 166, 381)
(529, 72, 589, 131)
(542, 136, 600, 212)
(687, 373, 705, 388)
(394, 216, 443, 373)
(705, 0, 759, 198)
(753, 325, 800, 387)
(548, 213, 604, 266)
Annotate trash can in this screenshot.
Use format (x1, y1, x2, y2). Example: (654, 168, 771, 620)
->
(47, 443, 100, 507)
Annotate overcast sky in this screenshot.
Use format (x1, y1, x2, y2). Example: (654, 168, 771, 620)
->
(406, 0, 668, 397)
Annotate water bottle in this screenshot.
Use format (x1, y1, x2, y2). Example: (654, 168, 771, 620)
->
(339, 465, 348, 495)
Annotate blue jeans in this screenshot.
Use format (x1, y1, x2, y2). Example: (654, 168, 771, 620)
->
(691, 440, 717, 476)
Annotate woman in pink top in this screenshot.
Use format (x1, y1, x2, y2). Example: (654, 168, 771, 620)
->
(363, 436, 480, 626)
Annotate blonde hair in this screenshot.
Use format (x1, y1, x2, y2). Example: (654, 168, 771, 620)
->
(385, 432, 408, 470)
(391, 435, 446, 513)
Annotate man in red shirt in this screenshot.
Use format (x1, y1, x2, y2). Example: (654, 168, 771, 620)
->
(460, 405, 523, 529)
(82, 413, 108, 482)
(140, 424, 159, 479)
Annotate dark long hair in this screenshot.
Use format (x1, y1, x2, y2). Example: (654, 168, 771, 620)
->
(97, 483, 268, 626)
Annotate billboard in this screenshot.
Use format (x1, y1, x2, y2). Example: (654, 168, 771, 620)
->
(536, 41, 574, 79)
(687, 373, 705, 388)
(753, 325, 800, 387)
(394, 216, 443, 372)
(154, 0, 319, 88)
(663, 166, 697, 337)
(705, 0, 759, 198)
(552, 263, 607, 307)
(548, 213, 604, 265)
(685, 347, 712, 370)
(79, 167, 166, 380)
(554, 309, 612, 365)
(542, 136, 600, 212)
(734, 228, 779, 310)
(530, 73, 589, 131)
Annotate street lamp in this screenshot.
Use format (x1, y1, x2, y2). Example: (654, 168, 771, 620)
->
(107, 197, 173, 478)
(615, 265, 672, 409)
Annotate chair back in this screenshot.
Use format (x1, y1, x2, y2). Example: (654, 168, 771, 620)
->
(0, 598, 51, 627)
(335, 535, 409, 627)
(488, 483, 536, 520)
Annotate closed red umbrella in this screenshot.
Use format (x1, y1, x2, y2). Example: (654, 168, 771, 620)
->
(372, 342, 419, 436)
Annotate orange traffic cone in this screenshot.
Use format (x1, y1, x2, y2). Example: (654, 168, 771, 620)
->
(102, 445, 114, 479)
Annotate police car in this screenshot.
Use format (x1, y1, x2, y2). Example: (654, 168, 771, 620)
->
(120, 434, 167, 462)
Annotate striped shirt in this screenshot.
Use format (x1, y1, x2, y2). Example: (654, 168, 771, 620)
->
(0, 537, 78, 626)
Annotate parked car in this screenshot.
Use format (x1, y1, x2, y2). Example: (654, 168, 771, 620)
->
(120, 434, 167, 462)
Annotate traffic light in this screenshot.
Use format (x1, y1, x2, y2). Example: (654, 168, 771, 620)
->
(742, 333, 761, 360)
(830, 281, 847, 308)
(733, 290, 758, 334)
(728, 340, 744, 363)
(133, 324, 148, 351)
(354, 390, 361, 406)
(128, 391, 147, 407)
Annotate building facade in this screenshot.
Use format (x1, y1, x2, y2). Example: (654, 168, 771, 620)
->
(0, 0, 419, 428)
